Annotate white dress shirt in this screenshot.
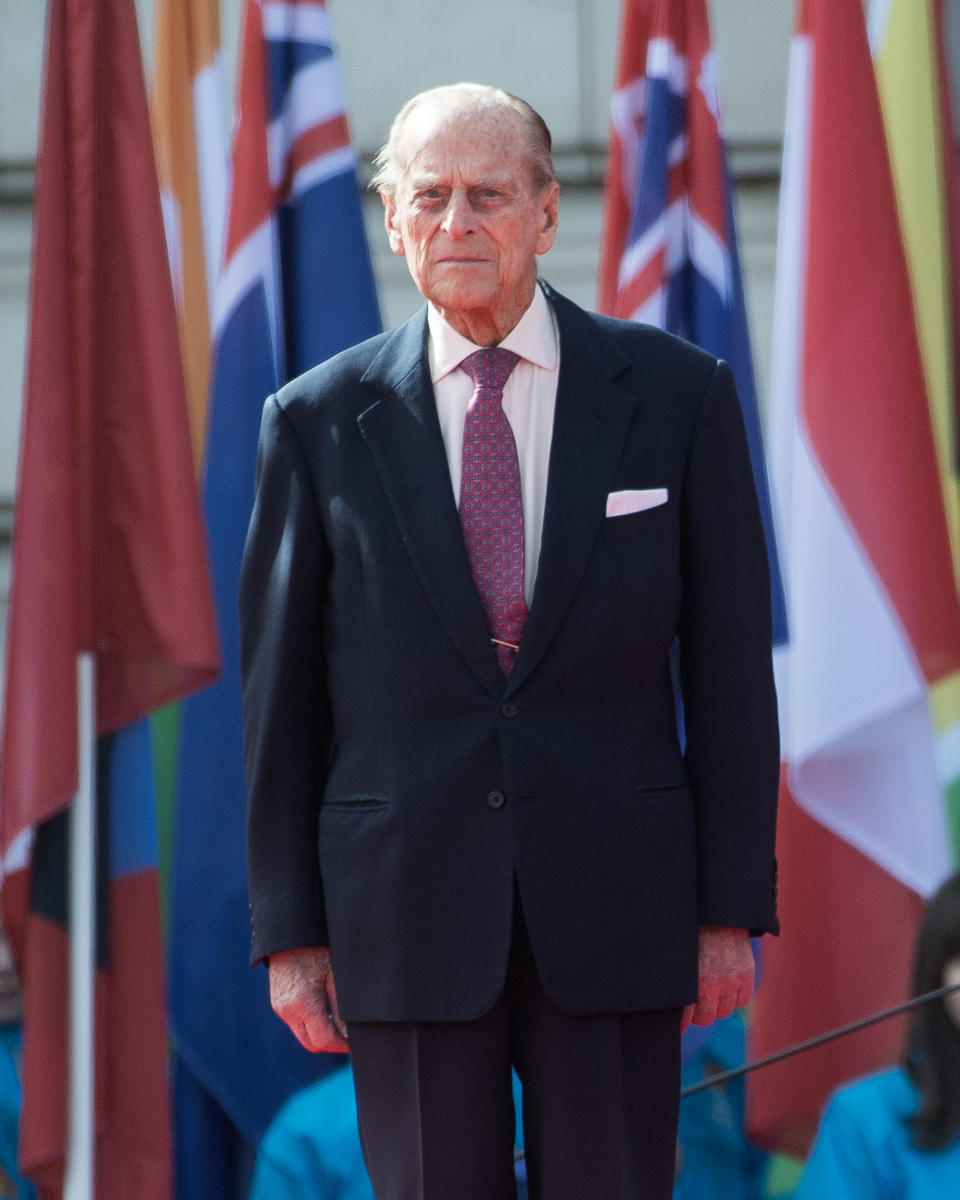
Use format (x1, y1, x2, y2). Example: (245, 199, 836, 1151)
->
(428, 283, 560, 605)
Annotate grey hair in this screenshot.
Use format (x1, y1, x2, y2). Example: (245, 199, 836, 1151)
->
(370, 83, 555, 197)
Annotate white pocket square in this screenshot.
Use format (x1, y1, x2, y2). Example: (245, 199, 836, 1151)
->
(605, 488, 668, 517)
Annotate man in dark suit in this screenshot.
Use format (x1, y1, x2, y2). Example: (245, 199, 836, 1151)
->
(240, 83, 779, 1200)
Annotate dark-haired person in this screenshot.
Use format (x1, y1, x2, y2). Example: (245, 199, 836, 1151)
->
(795, 870, 960, 1198)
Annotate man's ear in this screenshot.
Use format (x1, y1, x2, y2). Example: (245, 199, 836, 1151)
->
(382, 193, 406, 258)
(535, 181, 560, 257)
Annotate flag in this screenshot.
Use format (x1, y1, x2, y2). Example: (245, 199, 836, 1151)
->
(0, 0, 220, 1195)
(166, 2, 381, 1195)
(149, 0, 228, 468)
(598, 0, 786, 645)
(931, 0, 960, 479)
(870, 0, 960, 836)
(148, 0, 229, 930)
(748, 0, 960, 1156)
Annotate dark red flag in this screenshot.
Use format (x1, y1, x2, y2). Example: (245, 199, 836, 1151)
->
(0, 0, 219, 1194)
(0, 0, 219, 856)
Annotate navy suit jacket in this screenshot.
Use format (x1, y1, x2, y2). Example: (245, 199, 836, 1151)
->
(239, 282, 779, 1023)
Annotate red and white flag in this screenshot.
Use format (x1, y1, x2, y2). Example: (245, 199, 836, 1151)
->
(748, 0, 960, 1154)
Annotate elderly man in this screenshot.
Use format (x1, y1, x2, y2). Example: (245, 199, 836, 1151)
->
(240, 83, 779, 1200)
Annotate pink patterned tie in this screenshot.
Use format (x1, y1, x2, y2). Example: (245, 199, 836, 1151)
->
(458, 348, 527, 676)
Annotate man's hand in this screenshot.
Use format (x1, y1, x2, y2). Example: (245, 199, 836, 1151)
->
(681, 926, 754, 1033)
(268, 946, 349, 1053)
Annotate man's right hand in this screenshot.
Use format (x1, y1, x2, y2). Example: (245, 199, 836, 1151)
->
(268, 946, 349, 1053)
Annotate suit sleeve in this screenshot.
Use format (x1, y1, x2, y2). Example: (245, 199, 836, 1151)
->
(678, 359, 780, 935)
(239, 396, 332, 963)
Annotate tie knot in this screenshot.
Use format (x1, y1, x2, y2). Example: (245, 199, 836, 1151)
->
(460, 347, 520, 394)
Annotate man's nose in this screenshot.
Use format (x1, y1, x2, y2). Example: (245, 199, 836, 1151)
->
(441, 191, 476, 237)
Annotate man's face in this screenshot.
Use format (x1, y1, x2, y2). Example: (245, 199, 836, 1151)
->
(382, 103, 559, 341)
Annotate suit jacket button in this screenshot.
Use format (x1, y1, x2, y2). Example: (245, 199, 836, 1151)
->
(500, 702, 519, 718)
(487, 790, 505, 809)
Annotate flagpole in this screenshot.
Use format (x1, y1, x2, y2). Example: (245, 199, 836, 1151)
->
(64, 651, 96, 1200)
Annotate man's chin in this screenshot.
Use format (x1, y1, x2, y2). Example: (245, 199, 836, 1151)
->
(426, 284, 498, 316)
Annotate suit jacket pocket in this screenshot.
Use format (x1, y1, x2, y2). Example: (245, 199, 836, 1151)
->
(320, 796, 388, 813)
(631, 782, 693, 832)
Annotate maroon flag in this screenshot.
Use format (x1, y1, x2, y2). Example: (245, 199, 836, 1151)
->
(0, 0, 219, 1193)
(0, 0, 219, 855)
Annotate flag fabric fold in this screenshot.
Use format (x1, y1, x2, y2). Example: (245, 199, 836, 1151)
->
(598, 0, 786, 646)
(870, 0, 960, 850)
(149, 0, 228, 469)
(0, 0, 220, 1195)
(0, 0, 220, 857)
(165, 3, 381, 1194)
(748, 0, 960, 1155)
(147, 0, 230, 940)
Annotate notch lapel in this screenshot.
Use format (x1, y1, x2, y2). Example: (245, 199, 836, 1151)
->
(357, 311, 506, 697)
(509, 290, 639, 689)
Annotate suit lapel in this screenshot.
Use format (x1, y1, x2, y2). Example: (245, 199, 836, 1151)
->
(356, 291, 641, 697)
(357, 310, 506, 697)
(509, 288, 639, 689)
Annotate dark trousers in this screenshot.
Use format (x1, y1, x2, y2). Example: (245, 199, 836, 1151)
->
(347, 896, 682, 1199)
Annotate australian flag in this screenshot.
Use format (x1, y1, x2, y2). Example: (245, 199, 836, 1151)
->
(599, 0, 786, 643)
(168, 3, 381, 1197)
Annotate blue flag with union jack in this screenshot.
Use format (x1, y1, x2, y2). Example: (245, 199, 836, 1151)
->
(167, 2, 380, 1195)
(599, 0, 786, 643)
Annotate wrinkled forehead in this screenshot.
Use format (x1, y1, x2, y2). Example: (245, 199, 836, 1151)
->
(395, 102, 532, 188)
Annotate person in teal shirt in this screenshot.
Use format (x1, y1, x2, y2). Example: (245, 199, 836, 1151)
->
(248, 1064, 527, 1200)
(796, 870, 960, 1199)
(247, 1063, 372, 1200)
(0, 928, 36, 1200)
(796, 1068, 960, 1199)
(674, 1012, 770, 1199)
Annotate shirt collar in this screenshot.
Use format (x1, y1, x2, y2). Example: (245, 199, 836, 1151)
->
(427, 281, 559, 385)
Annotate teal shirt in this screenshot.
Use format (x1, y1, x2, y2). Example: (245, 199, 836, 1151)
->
(796, 1068, 960, 1199)
(248, 1065, 372, 1200)
(248, 1063, 526, 1200)
(0, 1026, 36, 1200)
(674, 1013, 769, 1200)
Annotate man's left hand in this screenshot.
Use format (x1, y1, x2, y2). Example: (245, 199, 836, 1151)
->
(681, 925, 754, 1032)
